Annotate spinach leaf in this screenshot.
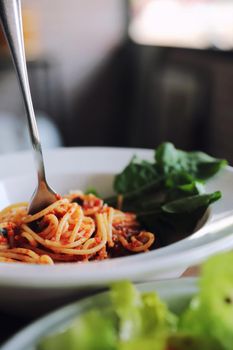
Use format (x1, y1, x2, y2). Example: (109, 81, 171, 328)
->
(107, 177, 164, 209)
(162, 192, 221, 214)
(114, 156, 158, 194)
(155, 143, 227, 180)
(106, 143, 226, 243)
(137, 206, 209, 246)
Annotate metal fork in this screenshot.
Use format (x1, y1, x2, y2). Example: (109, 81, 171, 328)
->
(0, 0, 58, 214)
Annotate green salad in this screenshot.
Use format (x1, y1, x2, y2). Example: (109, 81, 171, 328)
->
(38, 252, 233, 350)
(106, 142, 227, 245)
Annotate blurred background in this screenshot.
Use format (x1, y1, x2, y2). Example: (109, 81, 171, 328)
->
(0, 0, 233, 162)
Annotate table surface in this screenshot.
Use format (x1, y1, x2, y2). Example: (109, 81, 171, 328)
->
(0, 266, 199, 346)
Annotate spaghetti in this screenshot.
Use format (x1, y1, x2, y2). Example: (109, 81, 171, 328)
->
(0, 192, 155, 264)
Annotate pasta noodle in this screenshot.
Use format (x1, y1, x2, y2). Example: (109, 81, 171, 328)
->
(0, 192, 155, 264)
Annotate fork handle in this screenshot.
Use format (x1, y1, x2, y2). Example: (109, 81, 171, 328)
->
(0, 0, 46, 182)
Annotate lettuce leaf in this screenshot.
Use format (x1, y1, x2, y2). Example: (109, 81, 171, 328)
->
(38, 253, 233, 350)
(180, 252, 233, 350)
(38, 309, 118, 350)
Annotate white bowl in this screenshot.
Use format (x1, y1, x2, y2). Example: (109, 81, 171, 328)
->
(0, 147, 233, 315)
(1, 278, 197, 350)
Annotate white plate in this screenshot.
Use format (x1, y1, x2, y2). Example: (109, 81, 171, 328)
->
(0, 147, 232, 315)
(1, 278, 197, 350)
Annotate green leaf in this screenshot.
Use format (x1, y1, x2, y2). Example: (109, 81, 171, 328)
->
(141, 292, 178, 333)
(110, 281, 142, 341)
(118, 334, 167, 350)
(155, 142, 227, 180)
(179, 253, 233, 350)
(199, 253, 233, 350)
(38, 309, 117, 350)
(177, 181, 205, 195)
(106, 142, 226, 241)
(106, 177, 164, 210)
(110, 282, 177, 343)
(85, 187, 99, 196)
(162, 192, 221, 214)
(156, 142, 179, 175)
(114, 156, 158, 194)
(195, 159, 227, 179)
